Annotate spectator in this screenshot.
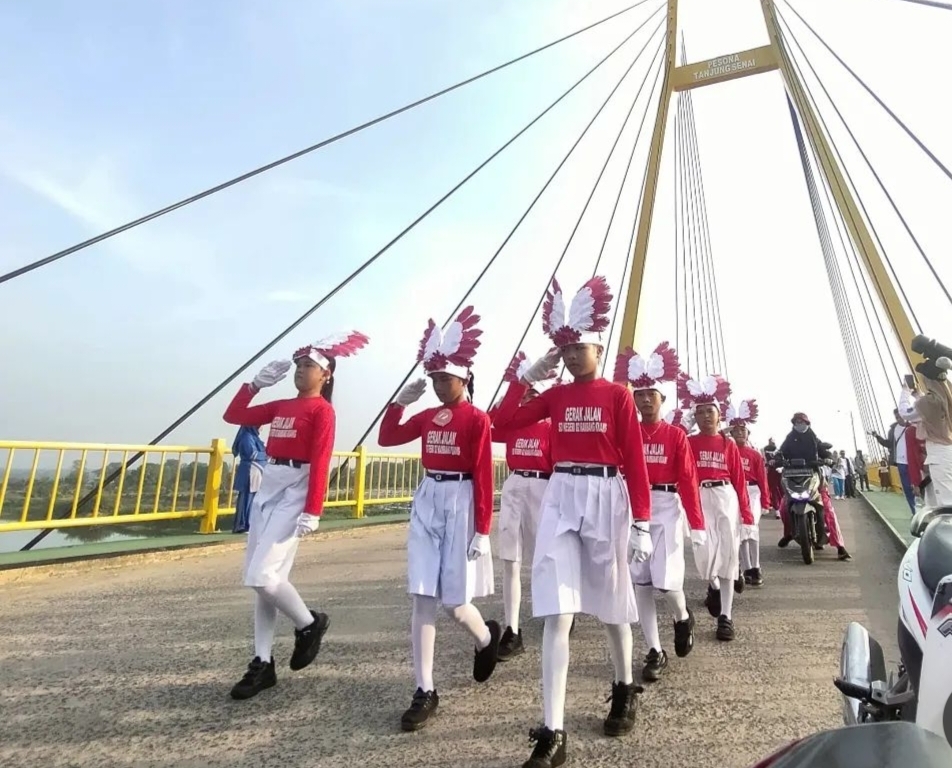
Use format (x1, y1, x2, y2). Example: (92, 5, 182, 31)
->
(902, 379, 952, 506)
(231, 425, 267, 534)
(854, 450, 870, 492)
(870, 410, 918, 514)
(831, 453, 846, 499)
(841, 450, 856, 498)
(878, 459, 893, 492)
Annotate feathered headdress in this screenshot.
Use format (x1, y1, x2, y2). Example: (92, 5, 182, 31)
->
(293, 331, 370, 369)
(416, 306, 482, 379)
(725, 399, 759, 428)
(542, 276, 613, 347)
(614, 341, 680, 390)
(663, 408, 695, 434)
(677, 372, 732, 410)
(504, 351, 559, 394)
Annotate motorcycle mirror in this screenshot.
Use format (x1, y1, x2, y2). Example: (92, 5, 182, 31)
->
(910, 506, 952, 538)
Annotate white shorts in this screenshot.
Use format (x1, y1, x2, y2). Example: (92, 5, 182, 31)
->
(744, 485, 762, 542)
(693, 483, 741, 583)
(630, 489, 687, 591)
(531, 469, 638, 625)
(406, 476, 494, 607)
(497, 472, 548, 563)
(243, 463, 309, 588)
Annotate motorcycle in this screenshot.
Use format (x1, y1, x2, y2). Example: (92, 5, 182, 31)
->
(834, 505, 952, 748)
(779, 458, 827, 565)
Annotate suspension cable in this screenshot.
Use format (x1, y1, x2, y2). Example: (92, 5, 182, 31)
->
(891, 0, 952, 10)
(678, 91, 701, 377)
(0, 0, 661, 286)
(674, 106, 681, 362)
(18, 16, 656, 552)
(485, 29, 668, 408)
(777, 9, 951, 312)
(781, 1, 952, 184)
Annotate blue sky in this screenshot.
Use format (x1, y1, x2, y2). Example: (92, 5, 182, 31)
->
(1, 0, 950, 461)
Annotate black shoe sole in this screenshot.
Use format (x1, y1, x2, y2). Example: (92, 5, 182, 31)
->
(673, 610, 695, 658)
(642, 665, 665, 683)
(230, 675, 277, 700)
(474, 620, 501, 682)
(290, 612, 330, 671)
(498, 643, 525, 662)
(734, 578, 745, 594)
(400, 709, 437, 732)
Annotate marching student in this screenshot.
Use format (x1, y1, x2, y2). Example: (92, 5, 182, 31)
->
(488, 351, 557, 661)
(223, 332, 369, 700)
(615, 342, 705, 683)
(726, 400, 768, 587)
(378, 307, 500, 733)
(491, 276, 651, 768)
(679, 373, 754, 642)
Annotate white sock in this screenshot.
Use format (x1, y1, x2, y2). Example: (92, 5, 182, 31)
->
(253, 592, 278, 661)
(412, 595, 438, 692)
(502, 560, 521, 632)
(445, 603, 491, 649)
(542, 614, 573, 730)
(604, 623, 634, 684)
(750, 539, 761, 569)
(719, 580, 735, 620)
(739, 540, 752, 572)
(664, 589, 690, 621)
(633, 584, 661, 652)
(253, 582, 313, 629)
(710, 576, 720, 590)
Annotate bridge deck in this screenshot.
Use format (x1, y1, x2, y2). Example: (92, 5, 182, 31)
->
(1, 500, 901, 768)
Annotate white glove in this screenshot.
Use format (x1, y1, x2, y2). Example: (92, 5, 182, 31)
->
(467, 533, 491, 561)
(523, 349, 561, 384)
(690, 529, 707, 549)
(396, 378, 427, 407)
(294, 513, 320, 537)
(628, 522, 652, 564)
(741, 524, 757, 541)
(253, 359, 292, 389)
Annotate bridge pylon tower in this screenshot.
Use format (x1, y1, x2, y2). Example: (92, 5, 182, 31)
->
(613, 0, 919, 375)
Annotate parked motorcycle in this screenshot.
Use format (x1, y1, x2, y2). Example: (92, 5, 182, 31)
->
(779, 458, 827, 564)
(834, 505, 952, 748)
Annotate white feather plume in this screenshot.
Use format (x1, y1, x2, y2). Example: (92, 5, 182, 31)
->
(627, 354, 648, 382)
(548, 289, 566, 331)
(645, 352, 665, 381)
(516, 357, 532, 380)
(440, 320, 463, 356)
(568, 285, 595, 332)
(423, 327, 443, 360)
(312, 331, 350, 349)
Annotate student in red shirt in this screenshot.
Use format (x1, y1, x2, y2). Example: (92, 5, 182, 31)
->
(492, 276, 651, 768)
(679, 373, 754, 642)
(726, 400, 768, 587)
(615, 342, 705, 683)
(487, 351, 557, 661)
(377, 307, 500, 733)
(222, 332, 369, 700)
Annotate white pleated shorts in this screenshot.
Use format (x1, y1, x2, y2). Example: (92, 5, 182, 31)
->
(497, 472, 548, 563)
(693, 483, 741, 583)
(630, 489, 687, 591)
(744, 485, 762, 542)
(243, 463, 309, 588)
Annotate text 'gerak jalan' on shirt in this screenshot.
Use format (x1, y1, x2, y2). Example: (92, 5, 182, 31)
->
(738, 444, 770, 506)
(487, 403, 553, 474)
(224, 384, 336, 517)
(378, 399, 495, 536)
(687, 432, 754, 525)
(491, 378, 651, 522)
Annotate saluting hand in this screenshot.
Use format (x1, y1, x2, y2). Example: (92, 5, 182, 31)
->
(253, 360, 292, 389)
(396, 378, 427, 406)
(522, 349, 561, 384)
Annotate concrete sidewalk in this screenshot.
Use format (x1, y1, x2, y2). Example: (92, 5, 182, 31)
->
(859, 489, 916, 548)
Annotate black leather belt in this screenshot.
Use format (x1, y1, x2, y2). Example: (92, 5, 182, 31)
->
(426, 471, 473, 482)
(747, 480, 759, 486)
(554, 465, 618, 478)
(651, 484, 677, 493)
(269, 457, 308, 468)
(701, 479, 729, 488)
(513, 470, 552, 480)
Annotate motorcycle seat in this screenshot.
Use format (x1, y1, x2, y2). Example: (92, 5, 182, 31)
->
(917, 517, 952, 595)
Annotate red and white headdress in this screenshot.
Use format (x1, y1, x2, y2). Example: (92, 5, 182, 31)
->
(614, 341, 680, 391)
(664, 408, 695, 434)
(417, 306, 482, 380)
(504, 351, 560, 394)
(293, 331, 369, 369)
(677, 372, 732, 410)
(542, 276, 613, 347)
(725, 399, 759, 428)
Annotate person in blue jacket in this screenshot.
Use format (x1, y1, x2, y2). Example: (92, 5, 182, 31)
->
(232, 426, 267, 534)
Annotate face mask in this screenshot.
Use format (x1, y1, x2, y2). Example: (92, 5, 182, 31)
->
(793, 423, 808, 433)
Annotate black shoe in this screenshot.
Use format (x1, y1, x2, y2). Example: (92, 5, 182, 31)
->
(704, 585, 721, 618)
(523, 726, 567, 768)
(734, 575, 745, 594)
(230, 656, 277, 700)
(778, 536, 792, 548)
(290, 610, 330, 671)
(748, 567, 764, 587)
(400, 687, 439, 731)
(838, 547, 852, 561)
(603, 681, 642, 736)
(473, 620, 501, 682)
(743, 569, 753, 585)
(673, 609, 696, 658)
(716, 615, 735, 642)
(641, 648, 668, 683)
(498, 626, 524, 662)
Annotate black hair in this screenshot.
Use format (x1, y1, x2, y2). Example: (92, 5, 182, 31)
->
(321, 356, 337, 404)
(466, 372, 475, 402)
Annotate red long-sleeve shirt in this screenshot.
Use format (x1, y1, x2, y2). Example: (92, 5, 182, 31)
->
(488, 405, 553, 473)
(688, 432, 753, 525)
(378, 400, 494, 535)
(491, 379, 650, 522)
(223, 384, 335, 517)
(739, 444, 769, 507)
(640, 420, 704, 530)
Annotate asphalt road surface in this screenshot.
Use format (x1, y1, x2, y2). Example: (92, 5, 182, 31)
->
(0, 499, 904, 768)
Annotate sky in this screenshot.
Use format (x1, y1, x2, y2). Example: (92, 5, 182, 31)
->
(1, 0, 950, 467)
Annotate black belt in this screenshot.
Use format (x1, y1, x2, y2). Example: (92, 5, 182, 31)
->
(426, 471, 473, 482)
(554, 465, 618, 478)
(513, 470, 551, 480)
(268, 457, 308, 468)
(747, 480, 759, 486)
(651, 484, 678, 493)
(701, 479, 729, 488)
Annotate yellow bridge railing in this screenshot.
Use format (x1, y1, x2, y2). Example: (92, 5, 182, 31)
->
(0, 440, 511, 535)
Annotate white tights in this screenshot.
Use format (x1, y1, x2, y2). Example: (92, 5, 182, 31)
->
(252, 582, 314, 661)
(541, 614, 632, 730)
(739, 539, 761, 570)
(633, 584, 689, 653)
(502, 560, 521, 632)
(411, 595, 491, 692)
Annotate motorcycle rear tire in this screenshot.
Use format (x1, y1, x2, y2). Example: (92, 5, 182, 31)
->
(800, 514, 815, 565)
